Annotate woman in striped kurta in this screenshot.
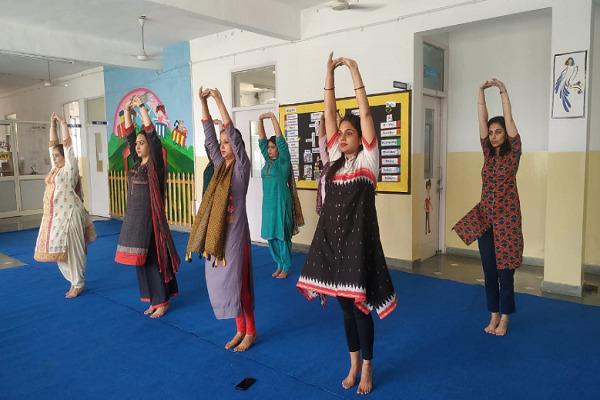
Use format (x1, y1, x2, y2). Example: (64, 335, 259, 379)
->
(34, 113, 96, 298)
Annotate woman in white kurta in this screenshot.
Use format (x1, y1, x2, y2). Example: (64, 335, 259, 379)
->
(34, 113, 96, 298)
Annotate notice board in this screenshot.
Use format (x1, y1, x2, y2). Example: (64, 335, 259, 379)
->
(279, 90, 411, 193)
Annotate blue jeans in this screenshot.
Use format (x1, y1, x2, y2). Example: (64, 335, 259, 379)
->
(478, 229, 516, 315)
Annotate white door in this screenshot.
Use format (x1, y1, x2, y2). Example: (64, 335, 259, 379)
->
(233, 106, 276, 243)
(86, 125, 110, 217)
(0, 122, 20, 218)
(421, 96, 443, 260)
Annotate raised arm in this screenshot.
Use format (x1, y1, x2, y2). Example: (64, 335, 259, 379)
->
(341, 57, 375, 145)
(48, 113, 59, 168)
(266, 112, 290, 161)
(56, 115, 71, 148)
(210, 88, 249, 168)
(199, 87, 223, 166)
(55, 114, 79, 185)
(492, 78, 519, 138)
(257, 113, 269, 161)
(210, 88, 232, 127)
(132, 96, 163, 169)
(324, 52, 342, 142)
(257, 113, 268, 140)
(49, 113, 59, 148)
(124, 99, 134, 131)
(122, 99, 140, 165)
(478, 80, 492, 139)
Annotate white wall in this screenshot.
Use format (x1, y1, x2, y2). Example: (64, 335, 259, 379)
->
(188, 0, 577, 261)
(447, 10, 551, 153)
(190, 25, 417, 259)
(0, 67, 104, 122)
(0, 67, 106, 211)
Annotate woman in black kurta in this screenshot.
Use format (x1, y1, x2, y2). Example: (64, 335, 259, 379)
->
(296, 54, 396, 395)
(115, 96, 180, 318)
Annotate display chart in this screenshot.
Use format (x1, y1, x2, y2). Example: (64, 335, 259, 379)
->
(279, 90, 411, 193)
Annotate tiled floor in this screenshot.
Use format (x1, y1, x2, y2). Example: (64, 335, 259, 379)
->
(1, 215, 599, 306)
(414, 253, 600, 307)
(0, 214, 43, 233)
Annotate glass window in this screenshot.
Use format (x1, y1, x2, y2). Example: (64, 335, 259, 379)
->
(233, 66, 276, 107)
(0, 123, 14, 177)
(424, 108, 434, 180)
(86, 97, 106, 123)
(16, 122, 51, 176)
(423, 42, 444, 92)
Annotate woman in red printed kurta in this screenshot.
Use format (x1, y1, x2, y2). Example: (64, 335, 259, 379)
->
(453, 78, 523, 336)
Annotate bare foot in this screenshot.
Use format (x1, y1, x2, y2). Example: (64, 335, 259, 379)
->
(65, 286, 73, 297)
(271, 268, 281, 278)
(342, 360, 362, 389)
(234, 334, 256, 352)
(143, 305, 155, 315)
(357, 360, 373, 395)
(150, 304, 169, 319)
(342, 351, 362, 389)
(225, 332, 245, 350)
(276, 271, 288, 279)
(494, 315, 509, 336)
(66, 286, 84, 299)
(484, 313, 500, 334)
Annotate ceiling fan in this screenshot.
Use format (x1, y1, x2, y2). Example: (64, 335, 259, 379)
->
(322, 0, 385, 11)
(133, 16, 160, 61)
(42, 60, 68, 88)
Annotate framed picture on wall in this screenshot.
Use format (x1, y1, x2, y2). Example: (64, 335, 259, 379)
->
(552, 50, 587, 119)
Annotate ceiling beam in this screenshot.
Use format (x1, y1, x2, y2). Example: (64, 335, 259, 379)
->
(0, 20, 162, 70)
(146, 0, 301, 41)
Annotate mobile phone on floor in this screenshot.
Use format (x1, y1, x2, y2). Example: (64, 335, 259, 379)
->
(235, 377, 256, 390)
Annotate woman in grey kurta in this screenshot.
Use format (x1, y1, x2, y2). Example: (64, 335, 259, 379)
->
(186, 87, 256, 352)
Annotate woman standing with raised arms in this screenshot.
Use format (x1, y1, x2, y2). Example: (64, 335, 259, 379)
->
(115, 96, 180, 318)
(187, 87, 256, 352)
(35, 112, 96, 298)
(296, 53, 397, 395)
(257, 112, 294, 279)
(453, 78, 523, 336)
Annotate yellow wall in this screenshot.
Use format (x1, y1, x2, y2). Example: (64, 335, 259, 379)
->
(584, 151, 600, 266)
(445, 151, 548, 261)
(544, 152, 587, 285)
(195, 150, 598, 268)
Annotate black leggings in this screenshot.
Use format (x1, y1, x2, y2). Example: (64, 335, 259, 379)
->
(337, 296, 374, 360)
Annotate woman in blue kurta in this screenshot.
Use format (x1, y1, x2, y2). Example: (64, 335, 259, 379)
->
(258, 112, 293, 279)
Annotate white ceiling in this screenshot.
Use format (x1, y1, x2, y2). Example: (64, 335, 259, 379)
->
(0, 54, 98, 94)
(0, 0, 336, 94)
(0, 0, 230, 51)
(273, 0, 328, 8)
